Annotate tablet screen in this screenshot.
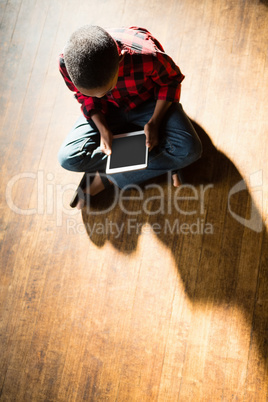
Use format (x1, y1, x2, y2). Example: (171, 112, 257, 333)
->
(106, 131, 148, 174)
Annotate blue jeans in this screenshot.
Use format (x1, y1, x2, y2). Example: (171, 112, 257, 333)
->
(58, 100, 202, 188)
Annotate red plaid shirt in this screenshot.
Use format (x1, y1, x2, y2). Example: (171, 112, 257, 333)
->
(59, 26, 185, 119)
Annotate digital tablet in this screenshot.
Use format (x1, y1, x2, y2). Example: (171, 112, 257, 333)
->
(106, 130, 148, 174)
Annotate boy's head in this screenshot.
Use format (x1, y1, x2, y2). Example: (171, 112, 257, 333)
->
(64, 25, 120, 97)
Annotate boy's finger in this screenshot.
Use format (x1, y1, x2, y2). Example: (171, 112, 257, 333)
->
(104, 147, 112, 155)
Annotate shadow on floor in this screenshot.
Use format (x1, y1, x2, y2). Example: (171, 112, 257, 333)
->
(260, 0, 268, 7)
(82, 120, 268, 372)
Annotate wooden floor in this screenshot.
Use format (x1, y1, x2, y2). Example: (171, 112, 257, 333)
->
(0, 0, 268, 400)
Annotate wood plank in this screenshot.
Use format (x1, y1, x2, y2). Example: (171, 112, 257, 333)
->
(0, 0, 35, 131)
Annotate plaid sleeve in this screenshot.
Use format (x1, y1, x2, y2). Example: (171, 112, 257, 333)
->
(59, 54, 108, 119)
(150, 52, 185, 102)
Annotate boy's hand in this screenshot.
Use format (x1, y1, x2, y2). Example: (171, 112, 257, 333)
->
(90, 111, 113, 155)
(144, 100, 172, 151)
(100, 130, 113, 155)
(144, 121, 159, 151)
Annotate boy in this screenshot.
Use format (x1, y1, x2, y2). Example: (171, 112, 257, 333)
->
(58, 25, 202, 208)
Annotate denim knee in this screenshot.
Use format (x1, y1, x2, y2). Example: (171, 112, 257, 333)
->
(57, 147, 68, 170)
(186, 133, 203, 160)
(168, 130, 202, 162)
(57, 146, 80, 172)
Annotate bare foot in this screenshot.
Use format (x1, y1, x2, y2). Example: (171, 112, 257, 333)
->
(76, 197, 86, 210)
(172, 173, 181, 187)
(76, 172, 106, 210)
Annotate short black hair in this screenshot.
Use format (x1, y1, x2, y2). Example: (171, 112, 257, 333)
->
(64, 25, 119, 89)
